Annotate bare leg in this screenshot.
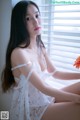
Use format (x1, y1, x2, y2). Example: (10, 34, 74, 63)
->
(41, 102, 80, 120)
(41, 82, 80, 120)
(61, 82, 80, 95)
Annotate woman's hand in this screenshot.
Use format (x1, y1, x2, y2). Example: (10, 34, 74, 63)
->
(68, 93, 80, 103)
(58, 91, 80, 104)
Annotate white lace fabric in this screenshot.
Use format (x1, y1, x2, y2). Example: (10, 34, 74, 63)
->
(10, 61, 56, 120)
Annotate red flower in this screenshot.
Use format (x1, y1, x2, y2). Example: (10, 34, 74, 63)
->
(73, 56, 80, 69)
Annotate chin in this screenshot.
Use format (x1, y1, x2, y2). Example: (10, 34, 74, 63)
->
(35, 30, 41, 35)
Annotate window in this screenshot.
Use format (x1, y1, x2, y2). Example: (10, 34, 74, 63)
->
(32, 0, 80, 72)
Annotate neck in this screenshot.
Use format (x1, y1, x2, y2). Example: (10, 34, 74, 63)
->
(29, 36, 37, 50)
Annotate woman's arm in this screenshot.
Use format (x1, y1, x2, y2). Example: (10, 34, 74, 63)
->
(42, 48, 80, 80)
(52, 71, 80, 80)
(29, 70, 80, 103)
(11, 48, 80, 103)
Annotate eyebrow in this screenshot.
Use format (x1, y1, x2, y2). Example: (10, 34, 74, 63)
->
(26, 11, 39, 16)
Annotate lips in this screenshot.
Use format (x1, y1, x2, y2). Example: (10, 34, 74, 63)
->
(34, 27, 41, 31)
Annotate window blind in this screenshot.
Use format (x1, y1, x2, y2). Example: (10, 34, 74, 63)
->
(49, 2, 80, 72)
(31, 0, 80, 72)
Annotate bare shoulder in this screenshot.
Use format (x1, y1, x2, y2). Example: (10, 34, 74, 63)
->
(11, 48, 25, 58)
(11, 48, 30, 65)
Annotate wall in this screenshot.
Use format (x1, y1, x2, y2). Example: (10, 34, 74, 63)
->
(0, 0, 12, 111)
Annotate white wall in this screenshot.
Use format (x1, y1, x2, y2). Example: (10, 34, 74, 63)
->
(0, 0, 24, 112)
(0, 0, 12, 111)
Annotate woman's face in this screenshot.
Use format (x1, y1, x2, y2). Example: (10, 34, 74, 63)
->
(25, 4, 41, 37)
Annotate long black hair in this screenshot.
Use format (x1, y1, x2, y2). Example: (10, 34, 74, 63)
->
(1, 0, 45, 92)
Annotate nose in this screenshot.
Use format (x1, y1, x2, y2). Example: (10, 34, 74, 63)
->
(32, 17, 38, 25)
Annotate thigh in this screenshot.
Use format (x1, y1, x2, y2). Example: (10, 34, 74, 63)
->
(61, 82, 80, 95)
(41, 102, 80, 120)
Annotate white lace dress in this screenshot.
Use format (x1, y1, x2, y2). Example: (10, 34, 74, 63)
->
(10, 61, 64, 120)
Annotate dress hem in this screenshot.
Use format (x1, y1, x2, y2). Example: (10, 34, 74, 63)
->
(39, 98, 55, 120)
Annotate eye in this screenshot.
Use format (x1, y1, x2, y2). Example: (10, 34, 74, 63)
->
(26, 17, 30, 21)
(35, 14, 39, 18)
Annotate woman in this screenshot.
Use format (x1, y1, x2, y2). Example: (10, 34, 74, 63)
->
(1, 1, 80, 120)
